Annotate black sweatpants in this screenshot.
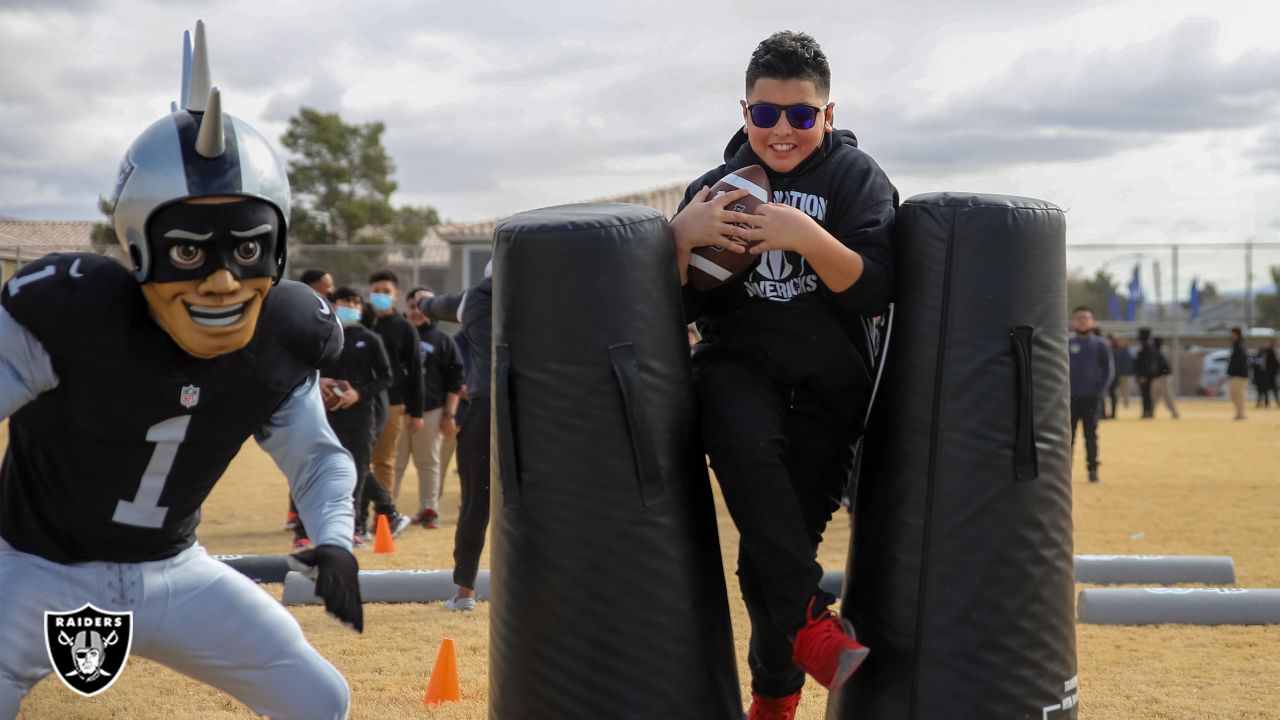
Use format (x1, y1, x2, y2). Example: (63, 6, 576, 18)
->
(356, 395, 398, 532)
(296, 416, 373, 542)
(1138, 378, 1154, 418)
(453, 398, 491, 589)
(1069, 396, 1100, 473)
(695, 356, 860, 698)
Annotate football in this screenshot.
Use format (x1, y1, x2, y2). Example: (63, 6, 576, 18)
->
(321, 379, 353, 411)
(687, 164, 771, 291)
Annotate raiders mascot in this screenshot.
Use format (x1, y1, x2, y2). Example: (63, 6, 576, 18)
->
(0, 22, 359, 719)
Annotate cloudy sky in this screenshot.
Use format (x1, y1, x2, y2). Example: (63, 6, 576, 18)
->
(3, 0, 1279, 290)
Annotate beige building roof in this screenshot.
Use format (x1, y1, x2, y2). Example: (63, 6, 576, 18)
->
(0, 220, 97, 252)
(428, 181, 688, 244)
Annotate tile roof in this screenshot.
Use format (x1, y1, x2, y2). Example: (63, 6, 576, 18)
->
(430, 181, 688, 242)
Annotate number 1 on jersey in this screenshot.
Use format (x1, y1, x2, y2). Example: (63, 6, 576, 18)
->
(113, 415, 191, 528)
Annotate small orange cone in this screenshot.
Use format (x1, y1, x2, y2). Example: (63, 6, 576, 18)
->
(373, 513, 396, 554)
(423, 637, 461, 705)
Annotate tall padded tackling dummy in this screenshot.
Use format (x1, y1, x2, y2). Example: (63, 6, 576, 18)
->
(828, 193, 1078, 720)
(488, 203, 741, 720)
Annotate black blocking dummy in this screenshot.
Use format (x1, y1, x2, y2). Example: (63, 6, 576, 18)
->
(828, 193, 1078, 720)
(488, 203, 741, 720)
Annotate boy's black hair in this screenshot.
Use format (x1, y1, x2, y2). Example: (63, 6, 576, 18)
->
(1230, 326, 1243, 337)
(1072, 305, 1092, 315)
(745, 31, 831, 98)
(298, 268, 329, 285)
(406, 286, 432, 299)
(368, 269, 399, 286)
(332, 285, 362, 303)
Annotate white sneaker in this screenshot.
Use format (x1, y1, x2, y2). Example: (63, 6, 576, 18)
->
(445, 595, 476, 612)
(389, 512, 412, 538)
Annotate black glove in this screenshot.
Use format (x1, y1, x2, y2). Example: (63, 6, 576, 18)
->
(288, 544, 363, 632)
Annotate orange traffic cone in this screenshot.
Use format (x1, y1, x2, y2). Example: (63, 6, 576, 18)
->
(373, 513, 396, 554)
(423, 637, 461, 705)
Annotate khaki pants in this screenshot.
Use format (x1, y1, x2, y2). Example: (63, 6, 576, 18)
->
(1229, 377, 1249, 418)
(1151, 376, 1179, 417)
(440, 434, 458, 482)
(371, 403, 406, 493)
(393, 407, 444, 513)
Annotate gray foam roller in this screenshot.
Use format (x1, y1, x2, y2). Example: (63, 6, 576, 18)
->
(213, 554, 291, 583)
(1074, 554, 1235, 585)
(282, 569, 490, 605)
(1077, 588, 1280, 625)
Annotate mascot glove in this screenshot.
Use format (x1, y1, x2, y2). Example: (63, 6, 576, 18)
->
(288, 544, 364, 632)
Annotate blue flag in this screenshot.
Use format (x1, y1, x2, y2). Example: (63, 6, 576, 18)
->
(1126, 263, 1143, 321)
(1107, 285, 1122, 321)
(1189, 278, 1200, 319)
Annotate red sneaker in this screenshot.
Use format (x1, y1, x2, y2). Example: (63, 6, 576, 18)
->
(416, 508, 439, 529)
(291, 536, 312, 549)
(747, 690, 801, 720)
(791, 598, 869, 691)
(284, 511, 299, 531)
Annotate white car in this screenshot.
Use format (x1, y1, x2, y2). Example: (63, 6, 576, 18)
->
(1199, 349, 1231, 396)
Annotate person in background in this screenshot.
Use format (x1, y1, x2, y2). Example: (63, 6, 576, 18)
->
(298, 268, 335, 301)
(419, 265, 493, 612)
(294, 286, 393, 551)
(1227, 327, 1250, 420)
(393, 287, 463, 529)
(1264, 338, 1280, 407)
(1107, 334, 1134, 419)
(1149, 337, 1180, 419)
(1068, 307, 1113, 482)
(1134, 328, 1157, 419)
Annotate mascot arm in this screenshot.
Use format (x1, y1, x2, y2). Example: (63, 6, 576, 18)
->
(255, 372, 356, 549)
(0, 306, 59, 420)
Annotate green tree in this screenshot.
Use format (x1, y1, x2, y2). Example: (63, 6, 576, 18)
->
(1067, 269, 1124, 322)
(90, 196, 116, 249)
(281, 107, 398, 245)
(1255, 266, 1280, 329)
(279, 107, 439, 282)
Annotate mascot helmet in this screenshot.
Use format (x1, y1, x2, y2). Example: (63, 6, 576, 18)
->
(109, 20, 291, 283)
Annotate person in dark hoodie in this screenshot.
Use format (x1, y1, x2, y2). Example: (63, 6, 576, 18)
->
(418, 262, 492, 612)
(293, 286, 394, 549)
(1068, 307, 1114, 482)
(668, 31, 895, 719)
(1134, 328, 1158, 418)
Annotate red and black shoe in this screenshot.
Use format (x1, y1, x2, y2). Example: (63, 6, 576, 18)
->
(790, 597, 869, 691)
(417, 508, 439, 529)
(747, 690, 801, 720)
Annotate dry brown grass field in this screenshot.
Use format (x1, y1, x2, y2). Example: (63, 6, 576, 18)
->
(7, 397, 1280, 719)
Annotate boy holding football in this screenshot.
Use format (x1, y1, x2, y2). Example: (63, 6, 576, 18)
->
(670, 30, 897, 719)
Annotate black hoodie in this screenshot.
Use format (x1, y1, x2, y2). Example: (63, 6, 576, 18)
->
(680, 127, 897, 392)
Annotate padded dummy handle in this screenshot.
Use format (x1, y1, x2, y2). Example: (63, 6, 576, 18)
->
(494, 344, 522, 508)
(608, 343, 667, 506)
(1009, 326, 1039, 481)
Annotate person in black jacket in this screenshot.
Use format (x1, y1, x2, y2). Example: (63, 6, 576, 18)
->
(393, 287, 463, 529)
(357, 270, 421, 539)
(1265, 339, 1280, 407)
(1134, 328, 1158, 418)
(1227, 327, 1250, 420)
(669, 31, 893, 716)
(419, 266, 492, 612)
(294, 286, 394, 549)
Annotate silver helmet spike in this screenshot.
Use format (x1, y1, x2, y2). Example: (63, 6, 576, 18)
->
(194, 87, 225, 158)
(180, 30, 192, 110)
(186, 20, 211, 112)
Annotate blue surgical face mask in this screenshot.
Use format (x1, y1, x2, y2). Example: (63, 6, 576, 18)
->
(336, 306, 363, 326)
(369, 292, 393, 312)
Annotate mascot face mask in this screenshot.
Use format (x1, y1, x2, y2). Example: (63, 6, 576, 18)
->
(140, 196, 280, 357)
(109, 20, 291, 359)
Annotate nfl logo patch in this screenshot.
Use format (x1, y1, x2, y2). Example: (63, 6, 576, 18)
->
(179, 384, 200, 409)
